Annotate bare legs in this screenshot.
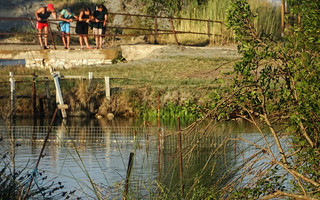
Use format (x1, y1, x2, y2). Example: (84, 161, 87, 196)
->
(62, 32, 71, 49)
(95, 35, 103, 49)
(79, 35, 91, 49)
(38, 27, 48, 48)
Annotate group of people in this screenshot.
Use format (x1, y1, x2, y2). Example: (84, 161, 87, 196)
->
(34, 3, 108, 50)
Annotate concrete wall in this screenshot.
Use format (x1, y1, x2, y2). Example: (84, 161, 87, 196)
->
(0, 47, 120, 68)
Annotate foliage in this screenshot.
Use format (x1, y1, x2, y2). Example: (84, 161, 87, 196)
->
(154, 181, 217, 200)
(136, 0, 208, 16)
(223, 0, 320, 199)
(232, 165, 287, 199)
(0, 149, 68, 199)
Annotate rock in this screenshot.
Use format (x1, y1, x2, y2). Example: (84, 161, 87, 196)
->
(95, 113, 103, 119)
(106, 113, 114, 120)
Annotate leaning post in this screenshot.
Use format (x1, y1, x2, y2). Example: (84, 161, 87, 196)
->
(52, 72, 67, 118)
(169, 18, 179, 45)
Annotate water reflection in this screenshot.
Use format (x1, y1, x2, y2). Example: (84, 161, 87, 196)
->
(0, 117, 276, 198)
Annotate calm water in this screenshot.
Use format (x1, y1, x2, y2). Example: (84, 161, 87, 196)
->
(0, 117, 283, 199)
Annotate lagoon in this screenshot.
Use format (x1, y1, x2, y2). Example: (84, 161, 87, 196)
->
(0, 117, 277, 199)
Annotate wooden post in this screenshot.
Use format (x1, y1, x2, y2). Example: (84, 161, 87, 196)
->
(88, 72, 93, 90)
(88, 72, 94, 114)
(48, 22, 56, 50)
(281, 0, 285, 35)
(207, 19, 211, 44)
(23, 108, 59, 200)
(39, 98, 44, 117)
(154, 16, 159, 44)
(157, 92, 161, 182)
(45, 77, 52, 114)
(169, 18, 179, 45)
(123, 152, 134, 200)
(177, 117, 184, 194)
(9, 72, 15, 117)
(32, 73, 37, 117)
(105, 76, 110, 102)
(52, 72, 67, 118)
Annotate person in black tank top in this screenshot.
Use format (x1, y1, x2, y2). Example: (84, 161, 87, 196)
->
(35, 4, 57, 49)
(76, 8, 93, 49)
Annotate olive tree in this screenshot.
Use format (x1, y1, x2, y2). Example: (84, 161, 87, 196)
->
(221, 0, 320, 198)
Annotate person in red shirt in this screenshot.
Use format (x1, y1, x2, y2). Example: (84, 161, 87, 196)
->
(35, 4, 57, 49)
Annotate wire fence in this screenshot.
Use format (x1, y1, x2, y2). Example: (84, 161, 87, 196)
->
(0, 126, 163, 144)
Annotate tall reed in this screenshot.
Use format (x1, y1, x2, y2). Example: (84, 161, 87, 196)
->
(172, 0, 281, 45)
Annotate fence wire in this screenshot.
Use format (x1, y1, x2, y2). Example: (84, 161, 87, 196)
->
(0, 126, 162, 144)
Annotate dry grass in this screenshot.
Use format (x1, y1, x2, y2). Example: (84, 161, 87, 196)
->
(0, 46, 239, 116)
(174, 0, 281, 44)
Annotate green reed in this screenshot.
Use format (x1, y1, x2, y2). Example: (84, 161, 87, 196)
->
(173, 0, 281, 44)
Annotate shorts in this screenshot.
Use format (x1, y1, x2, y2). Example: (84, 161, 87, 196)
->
(76, 22, 89, 34)
(93, 28, 102, 36)
(60, 22, 70, 33)
(37, 22, 48, 29)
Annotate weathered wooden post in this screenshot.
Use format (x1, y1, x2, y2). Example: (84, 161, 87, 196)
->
(88, 72, 94, 114)
(32, 73, 37, 117)
(105, 76, 110, 101)
(9, 72, 15, 117)
(281, 0, 285, 35)
(169, 18, 179, 45)
(45, 77, 52, 114)
(52, 72, 67, 118)
(39, 98, 44, 118)
(88, 72, 93, 90)
(157, 92, 161, 182)
(207, 19, 211, 44)
(123, 152, 134, 200)
(154, 15, 159, 44)
(47, 21, 56, 50)
(177, 117, 184, 194)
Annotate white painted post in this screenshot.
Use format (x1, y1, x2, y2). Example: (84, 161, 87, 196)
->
(52, 72, 67, 118)
(9, 72, 15, 117)
(105, 76, 110, 101)
(88, 72, 93, 91)
(55, 72, 60, 106)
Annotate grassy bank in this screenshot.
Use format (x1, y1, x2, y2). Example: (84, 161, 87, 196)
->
(0, 46, 239, 119)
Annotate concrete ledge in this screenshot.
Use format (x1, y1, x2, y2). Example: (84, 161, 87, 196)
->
(0, 47, 120, 68)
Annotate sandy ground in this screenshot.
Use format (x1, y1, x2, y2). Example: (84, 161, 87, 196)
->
(0, 44, 240, 62)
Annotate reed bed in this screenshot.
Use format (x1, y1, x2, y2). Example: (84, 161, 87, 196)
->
(166, 0, 282, 45)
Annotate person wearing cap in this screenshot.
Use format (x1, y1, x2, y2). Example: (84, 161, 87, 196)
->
(35, 3, 57, 49)
(59, 8, 77, 50)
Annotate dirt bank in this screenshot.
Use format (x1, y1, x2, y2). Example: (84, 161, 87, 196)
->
(0, 43, 240, 119)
